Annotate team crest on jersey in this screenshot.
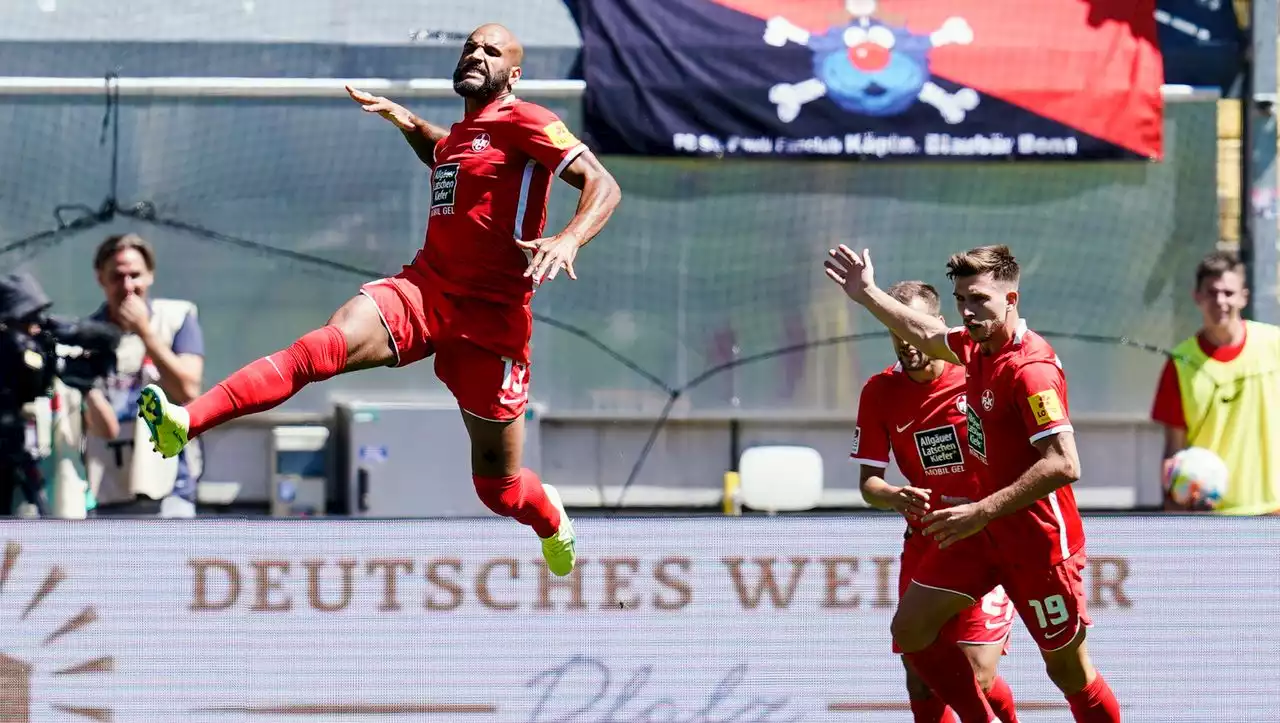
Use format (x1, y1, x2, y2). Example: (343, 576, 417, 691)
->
(955, 394, 967, 414)
(471, 133, 491, 152)
(981, 388, 995, 411)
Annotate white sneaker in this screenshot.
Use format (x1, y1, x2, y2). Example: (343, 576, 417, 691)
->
(539, 484, 576, 577)
(160, 495, 197, 518)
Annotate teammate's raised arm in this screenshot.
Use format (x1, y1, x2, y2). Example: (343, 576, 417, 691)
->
(824, 245, 959, 364)
(346, 85, 450, 166)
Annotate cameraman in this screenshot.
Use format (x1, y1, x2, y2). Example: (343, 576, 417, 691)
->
(2, 271, 125, 516)
(84, 233, 205, 517)
(0, 307, 53, 516)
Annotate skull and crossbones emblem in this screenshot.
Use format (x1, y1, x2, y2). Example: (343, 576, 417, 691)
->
(763, 0, 979, 124)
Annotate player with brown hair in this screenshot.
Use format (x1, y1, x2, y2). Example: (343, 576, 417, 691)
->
(138, 23, 622, 576)
(827, 244, 1120, 723)
(853, 279, 1020, 723)
(1151, 249, 1280, 514)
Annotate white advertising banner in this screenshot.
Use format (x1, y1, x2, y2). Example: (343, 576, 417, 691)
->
(1, 516, 1277, 722)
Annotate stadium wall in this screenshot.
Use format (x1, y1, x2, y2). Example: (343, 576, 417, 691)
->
(1, 516, 1276, 722)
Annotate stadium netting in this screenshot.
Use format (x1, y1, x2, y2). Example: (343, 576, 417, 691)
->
(0, 80, 1228, 502)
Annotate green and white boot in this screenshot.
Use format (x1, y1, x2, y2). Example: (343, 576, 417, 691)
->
(137, 384, 191, 458)
(539, 484, 577, 577)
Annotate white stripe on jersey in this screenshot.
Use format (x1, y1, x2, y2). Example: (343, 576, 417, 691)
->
(1046, 488, 1070, 559)
(513, 159, 539, 289)
(554, 143, 588, 177)
(513, 159, 537, 242)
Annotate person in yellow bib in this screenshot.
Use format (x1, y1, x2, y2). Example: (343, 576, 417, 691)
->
(1150, 250, 1280, 515)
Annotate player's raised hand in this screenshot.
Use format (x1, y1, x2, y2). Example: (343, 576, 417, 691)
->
(891, 486, 932, 522)
(824, 245, 877, 302)
(519, 234, 580, 284)
(346, 85, 418, 131)
(921, 501, 991, 549)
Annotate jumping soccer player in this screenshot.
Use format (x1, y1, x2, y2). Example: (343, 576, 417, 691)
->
(826, 245, 1120, 723)
(852, 280, 1019, 723)
(138, 24, 621, 576)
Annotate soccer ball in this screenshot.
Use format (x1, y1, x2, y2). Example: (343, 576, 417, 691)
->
(1165, 447, 1228, 510)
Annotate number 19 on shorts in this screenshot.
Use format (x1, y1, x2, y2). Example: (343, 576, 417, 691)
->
(1027, 594, 1069, 628)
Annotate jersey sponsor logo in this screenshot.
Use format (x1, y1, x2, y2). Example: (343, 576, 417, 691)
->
(895, 420, 915, 433)
(966, 406, 987, 462)
(850, 426, 861, 455)
(430, 163, 459, 216)
(470, 133, 491, 152)
(1027, 388, 1065, 425)
(914, 424, 965, 476)
(542, 121, 580, 150)
(981, 388, 995, 411)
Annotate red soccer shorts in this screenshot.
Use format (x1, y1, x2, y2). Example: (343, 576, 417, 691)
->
(360, 266, 533, 422)
(894, 531, 1014, 654)
(912, 532, 1092, 652)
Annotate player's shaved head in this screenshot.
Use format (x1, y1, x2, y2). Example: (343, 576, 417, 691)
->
(453, 24, 524, 100)
(474, 24, 524, 64)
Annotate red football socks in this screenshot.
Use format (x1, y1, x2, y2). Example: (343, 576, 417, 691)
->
(904, 640, 996, 723)
(186, 325, 348, 438)
(985, 676, 1019, 723)
(911, 697, 957, 723)
(1066, 675, 1121, 723)
(473, 468, 562, 538)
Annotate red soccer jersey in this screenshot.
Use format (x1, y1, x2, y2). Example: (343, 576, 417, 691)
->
(945, 320, 1086, 565)
(414, 96, 588, 305)
(851, 362, 982, 529)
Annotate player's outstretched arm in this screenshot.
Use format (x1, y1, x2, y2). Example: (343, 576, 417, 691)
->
(346, 85, 449, 165)
(824, 245, 959, 363)
(520, 151, 622, 283)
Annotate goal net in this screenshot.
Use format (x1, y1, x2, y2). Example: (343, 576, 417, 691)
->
(0, 83, 1220, 419)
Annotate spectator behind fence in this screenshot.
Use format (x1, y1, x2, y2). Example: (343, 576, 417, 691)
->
(1150, 250, 1280, 514)
(82, 233, 205, 517)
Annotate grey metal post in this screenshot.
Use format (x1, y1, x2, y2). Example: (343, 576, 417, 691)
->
(1243, 0, 1279, 322)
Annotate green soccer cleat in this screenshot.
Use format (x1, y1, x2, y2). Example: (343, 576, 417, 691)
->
(138, 384, 191, 459)
(539, 484, 577, 577)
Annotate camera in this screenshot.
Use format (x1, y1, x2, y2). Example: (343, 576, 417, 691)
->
(1, 272, 122, 515)
(0, 272, 122, 403)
